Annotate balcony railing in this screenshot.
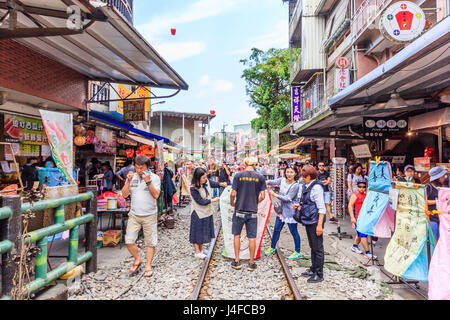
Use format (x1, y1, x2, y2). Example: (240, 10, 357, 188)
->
(351, 0, 393, 43)
(301, 73, 326, 121)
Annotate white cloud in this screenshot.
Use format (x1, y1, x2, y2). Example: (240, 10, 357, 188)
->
(227, 20, 288, 55)
(213, 80, 234, 92)
(137, 0, 245, 42)
(153, 41, 206, 62)
(199, 75, 212, 87)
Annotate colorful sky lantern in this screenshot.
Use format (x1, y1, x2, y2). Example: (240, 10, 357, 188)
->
(210, 110, 216, 115)
(171, 28, 176, 35)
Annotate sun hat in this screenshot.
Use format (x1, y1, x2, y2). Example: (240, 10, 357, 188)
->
(244, 157, 257, 166)
(429, 166, 448, 182)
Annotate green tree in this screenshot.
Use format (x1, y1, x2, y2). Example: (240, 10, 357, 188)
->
(240, 48, 297, 151)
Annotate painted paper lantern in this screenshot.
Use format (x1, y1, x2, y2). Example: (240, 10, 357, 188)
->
(305, 99, 311, 108)
(74, 124, 87, 136)
(171, 28, 176, 35)
(210, 110, 216, 115)
(74, 135, 86, 146)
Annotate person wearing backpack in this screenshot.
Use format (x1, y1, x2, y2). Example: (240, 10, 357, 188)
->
(293, 165, 326, 283)
(265, 165, 302, 260)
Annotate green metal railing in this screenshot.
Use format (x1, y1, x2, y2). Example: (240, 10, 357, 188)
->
(0, 206, 13, 299)
(20, 192, 94, 296)
(1, 190, 97, 299)
(0, 207, 13, 255)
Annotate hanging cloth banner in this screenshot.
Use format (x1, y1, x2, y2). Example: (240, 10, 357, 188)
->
(384, 182, 435, 281)
(357, 161, 394, 238)
(39, 110, 75, 185)
(428, 188, 450, 300)
(220, 188, 271, 260)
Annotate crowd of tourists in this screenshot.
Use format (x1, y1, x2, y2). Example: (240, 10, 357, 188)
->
(108, 154, 445, 285)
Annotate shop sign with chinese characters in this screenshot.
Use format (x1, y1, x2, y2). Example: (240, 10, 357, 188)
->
(116, 84, 150, 115)
(335, 57, 350, 93)
(4, 114, 48, 145)
(363, 117, 408, 139)
(381, 1, 426, 43)
(292, 86, 301, 122)
(123, 100, 146, 122)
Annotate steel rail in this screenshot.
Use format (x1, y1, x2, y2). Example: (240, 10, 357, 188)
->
(266, 226, 306, 300)
(190, 220, 222, 300)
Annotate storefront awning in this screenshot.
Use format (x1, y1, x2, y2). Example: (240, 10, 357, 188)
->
(125, 133, 155, 148)
(279, 137, 305, 152)
(295, 16, 450, 137)
(89, 110, 170, 143)
(329, 16, 450, 108)
(0, 0, 188, 90)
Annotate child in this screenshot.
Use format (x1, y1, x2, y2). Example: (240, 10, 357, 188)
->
(348, 179, 377, 260)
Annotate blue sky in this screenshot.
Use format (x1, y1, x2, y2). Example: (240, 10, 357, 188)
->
(133, 0, 288, 133)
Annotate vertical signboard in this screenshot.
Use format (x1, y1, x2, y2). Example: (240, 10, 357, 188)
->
(123, 100, 146, 122)
(335, 57, 350, 93)
(39, 110, 75, 184)
(292, 86, 301, 123)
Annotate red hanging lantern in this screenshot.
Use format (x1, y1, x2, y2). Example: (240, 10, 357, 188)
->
(126, 148, 135, 158)
(210, 110, 216, 115)
(305, 99, 311, 108)
(171, 28, 176, 35)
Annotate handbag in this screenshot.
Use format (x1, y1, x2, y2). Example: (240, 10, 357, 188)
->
(273, 181, 296, 214)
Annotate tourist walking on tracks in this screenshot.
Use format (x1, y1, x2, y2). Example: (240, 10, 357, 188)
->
(348, 179, 377, 260)
(293, 165, 326, 283)
(122, 155, 161, 277)
(190, 167, 227, 259)
(230, 157, 266, 271)
(265, 165, 302, 260)
(217, 160, 231, 196)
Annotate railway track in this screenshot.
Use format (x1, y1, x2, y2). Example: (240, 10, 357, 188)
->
(191, 221, 306, 300)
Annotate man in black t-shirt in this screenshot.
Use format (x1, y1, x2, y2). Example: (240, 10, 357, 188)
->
(230, 157, 266, 272)
(317, 162, 336, 223)
(217, 161, 231, 195)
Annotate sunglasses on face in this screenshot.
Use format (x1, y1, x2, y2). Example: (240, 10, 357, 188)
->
(357, 185, 366, 189)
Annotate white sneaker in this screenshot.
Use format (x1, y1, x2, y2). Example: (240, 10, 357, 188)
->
(364, 252, 378, 260)
(202, 249, 209, 255)
(194, 252, 207, 259)
(351, 246, 364, 254)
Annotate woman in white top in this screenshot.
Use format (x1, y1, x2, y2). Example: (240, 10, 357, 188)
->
(347, 163, 365, 199)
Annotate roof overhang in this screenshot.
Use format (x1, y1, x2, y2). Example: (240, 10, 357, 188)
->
(295, 99, 444, 138)
(88, 110, 170, 143)
(315, 0, 339, 15)
(0, 0, 188, 90)
(329, 15, 450, 108)
(152, 110, 216, 122)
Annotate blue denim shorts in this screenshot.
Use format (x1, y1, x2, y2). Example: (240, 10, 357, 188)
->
(232, 211, 257, 239)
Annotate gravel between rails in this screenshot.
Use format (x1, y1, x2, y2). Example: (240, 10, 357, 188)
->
(199, 229, 294, 300)
(68, 203, 397, 300)
(271, 219, 397, 300)
(70, 204, 219, 300)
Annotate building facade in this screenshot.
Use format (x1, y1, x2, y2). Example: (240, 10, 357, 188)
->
(100, 0, 134, 24)
(287, 0, 450, 168)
